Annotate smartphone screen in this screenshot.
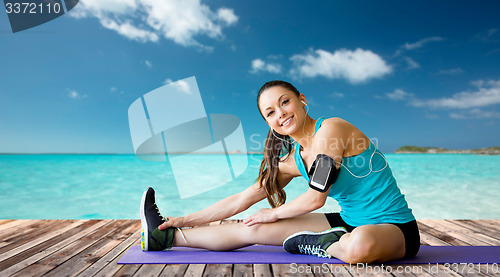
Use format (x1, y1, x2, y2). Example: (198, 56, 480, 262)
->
(310, 159, 332, 191)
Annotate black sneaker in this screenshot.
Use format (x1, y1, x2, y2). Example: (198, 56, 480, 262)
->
(140, 187, 175, 251)
(283, 227, 347, 258)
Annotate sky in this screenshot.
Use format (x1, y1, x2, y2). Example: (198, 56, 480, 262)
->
(1, 0, 499, 154)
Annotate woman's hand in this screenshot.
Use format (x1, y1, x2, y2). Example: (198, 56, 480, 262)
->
(158, 217, 185, 230)
(243, 208, 278, 227)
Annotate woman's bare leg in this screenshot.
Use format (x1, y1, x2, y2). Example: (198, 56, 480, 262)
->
(172, 213, 331, 251)
(171, 214, 406, 263)
(326, 224, 406, 263)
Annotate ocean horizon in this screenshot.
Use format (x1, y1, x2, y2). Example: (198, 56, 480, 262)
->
(1, 153, 499, 220)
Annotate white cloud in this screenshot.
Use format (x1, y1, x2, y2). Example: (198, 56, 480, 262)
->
(145, 60, 152, 68)
(71, 0, 138, 16)
(386, 79, 500, 119)
(170, 80, 191, 94)
(402, 36, 445, 50)
(250, 58, 282, 74)
(386, 89, 414, 101)
(68, 90, 79, 98)
(290, 48, 392, 84)
(71, 0, 238, 49)
(67, 90, 87, 99)
(162, 78, 191, 94)
(330, 92, 344, 98)
(404, 57, 420, 69)
(450, 109, 500, 119)
(217, 8, 238, 25)
(99, 17, 159, 43)
(394, 36, 445, 56)
(411, 79, 500, 109)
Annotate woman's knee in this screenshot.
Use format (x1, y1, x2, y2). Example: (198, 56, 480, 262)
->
(343, 229, 377, 263)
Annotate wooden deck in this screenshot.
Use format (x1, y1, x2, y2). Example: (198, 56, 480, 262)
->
(0, 219, 498, 276)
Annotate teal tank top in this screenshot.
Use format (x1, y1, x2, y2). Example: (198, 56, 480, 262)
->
(294, 118, 415, 226)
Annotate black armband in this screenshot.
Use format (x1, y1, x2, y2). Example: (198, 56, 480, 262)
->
(308, 154, 340, 193)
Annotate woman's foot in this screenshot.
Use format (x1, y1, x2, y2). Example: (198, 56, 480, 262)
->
(140, 187, 175, 251)
(283, 227, 347, 258)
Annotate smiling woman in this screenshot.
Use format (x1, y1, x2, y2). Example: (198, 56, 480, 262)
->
(139, 80, 420, 264)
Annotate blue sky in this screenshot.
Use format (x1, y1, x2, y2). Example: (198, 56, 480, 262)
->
(1, 0, 499, 153)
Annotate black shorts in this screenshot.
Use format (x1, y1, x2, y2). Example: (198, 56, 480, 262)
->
(324, 213, 420, 259)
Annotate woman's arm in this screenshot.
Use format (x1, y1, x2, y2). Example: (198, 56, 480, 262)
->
(243, 187, 330, 226)
(273, 188, 329, 218)
(159, 181, 267, 229)
(244, 119, 347, 226)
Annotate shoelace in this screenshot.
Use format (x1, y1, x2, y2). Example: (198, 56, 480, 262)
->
(154, 204, 188, 244)
(298, 244, 331, 258)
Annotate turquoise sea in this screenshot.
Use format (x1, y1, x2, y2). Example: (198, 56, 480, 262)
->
(0, 153, 499, 220)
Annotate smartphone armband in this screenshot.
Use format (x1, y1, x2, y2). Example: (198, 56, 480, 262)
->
(308, 154, 339, 193)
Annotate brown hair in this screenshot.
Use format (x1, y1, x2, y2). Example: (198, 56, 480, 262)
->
(256, 80, 300, 208)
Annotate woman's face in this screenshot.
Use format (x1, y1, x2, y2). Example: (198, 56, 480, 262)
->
(258, 86, 306, 135)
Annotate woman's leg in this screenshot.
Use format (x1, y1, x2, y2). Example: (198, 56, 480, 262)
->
(326, 224, 406, 263)
(172, 213, 331, 251)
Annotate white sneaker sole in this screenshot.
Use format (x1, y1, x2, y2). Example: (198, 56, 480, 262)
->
(140, 188, 149, 251)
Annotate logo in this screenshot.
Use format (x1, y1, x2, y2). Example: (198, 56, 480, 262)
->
(128, 77, 248, 198)
(3, 0, 79, 33)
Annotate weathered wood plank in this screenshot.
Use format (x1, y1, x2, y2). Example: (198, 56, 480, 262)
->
(0, 219, 47, 242)
(320, 264, 353, 277)
(233, 264, 252, 277)
(0, 220, 498, 277)
(253, 264, 272, 277)
(183, 263, 206, 277)
(271, 263, 314, 277)
(76, 225, 140, 277)
(0, 220, 105, 275)
(382, 264, 422, 277)
(0, 220, 78, 255)
(417, 222, 451, 246)
(132, 264, 166, 277)
(203, 264, 232, 277)
(419, 220, 488, 277)
(46, 220, 138, 277)
(0, 219, 35, 232)
(158, 264, 189, 277)
(448, 220, 500, 243)
(87, 234, 141, 277)
(420, 220, 494, 246)
(11, 220, 128, 277)
(445, 220, 500, 246)
(112, 262, 141, 276)
(417, 221, 468, 246)
(471, 219, 500, 232)
(0, 220, 15, 226)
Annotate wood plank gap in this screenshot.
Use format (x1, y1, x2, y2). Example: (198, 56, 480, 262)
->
(0, 219, 105, 275)
(86, 233, 141, 277)
(11, 220, 127, 277)
(45, 220, 139, 277)
(0, 220, 76, 254)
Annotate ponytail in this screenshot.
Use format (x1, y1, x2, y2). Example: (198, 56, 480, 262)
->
(256, 129, 292, 208)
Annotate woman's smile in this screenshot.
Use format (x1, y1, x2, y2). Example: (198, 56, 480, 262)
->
(281, 116, 294, 127)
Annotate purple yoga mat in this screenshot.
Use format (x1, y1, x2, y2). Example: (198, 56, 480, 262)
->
(118, 245, 500, 264)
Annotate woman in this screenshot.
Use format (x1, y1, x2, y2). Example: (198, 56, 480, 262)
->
(140, 80, 420, 263)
